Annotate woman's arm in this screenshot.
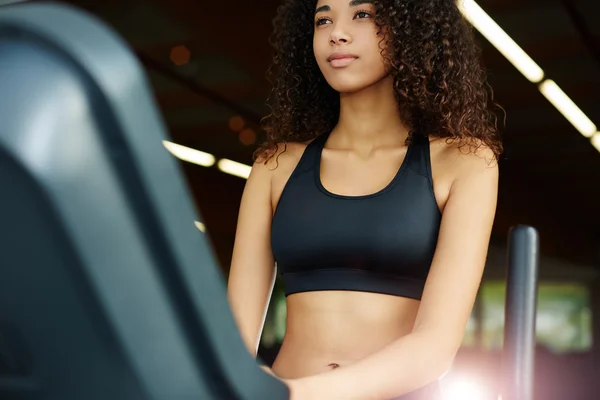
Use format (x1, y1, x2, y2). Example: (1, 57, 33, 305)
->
(287, 146, 499, 400)
(227, 159, 277, 359)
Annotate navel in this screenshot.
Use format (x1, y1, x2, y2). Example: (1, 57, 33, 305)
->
(327, 362, 340, 369)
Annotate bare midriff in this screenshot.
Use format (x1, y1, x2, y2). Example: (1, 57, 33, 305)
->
(270, 290, 420, 379)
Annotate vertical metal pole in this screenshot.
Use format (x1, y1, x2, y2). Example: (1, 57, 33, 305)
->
(502, 225, 539, 400)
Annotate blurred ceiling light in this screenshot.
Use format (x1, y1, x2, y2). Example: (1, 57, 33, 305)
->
(458, 0, 544, 83)
(229, 115, 245, 132)
(162, 140, 216, 167)
(460, 1, 599, 153)
(194, 221, 206, 233)
(170, 45, 191, 66)
(217, 158, 251, 179)
(591, 133, 600, 152)
(538, 80, 597, 138)
(239, 128, 256, 146)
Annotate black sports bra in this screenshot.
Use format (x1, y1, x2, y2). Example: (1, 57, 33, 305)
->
(271, 131, 442, 300)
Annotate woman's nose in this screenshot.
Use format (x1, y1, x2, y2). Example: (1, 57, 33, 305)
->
(329, 25, 352, 45)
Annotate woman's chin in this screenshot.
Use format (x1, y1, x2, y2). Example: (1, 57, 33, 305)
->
(327, 80, 369, 94)
(326, 74, 391, 95)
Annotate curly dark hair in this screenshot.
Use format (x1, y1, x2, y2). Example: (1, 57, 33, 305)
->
(254, 0, 504, 163)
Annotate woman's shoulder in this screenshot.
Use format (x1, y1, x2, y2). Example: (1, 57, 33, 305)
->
(255, 139, 316, 173)
(427, 136, 498, 205)
(429, 135, 498, 172)
(251, 139, 317, 209)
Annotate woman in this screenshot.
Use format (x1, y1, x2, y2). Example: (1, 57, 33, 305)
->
(227, 0, 502, 398)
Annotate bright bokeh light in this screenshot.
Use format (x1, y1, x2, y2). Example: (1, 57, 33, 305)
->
(162, 140, 216, 167)
(229, 115, 245, 132)
(170, 45, 191, 66)
(538, 80, 597, 138)
(217, 158, 252, 179)
(591, 133, 600, 152)
(239, 128, 256, 146)
(194, 221, 206, 233)
(458, 0, 544, 83)
(443, 377, 496, 400)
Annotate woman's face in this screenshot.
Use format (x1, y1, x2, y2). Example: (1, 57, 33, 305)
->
(313, 0, 389, 94)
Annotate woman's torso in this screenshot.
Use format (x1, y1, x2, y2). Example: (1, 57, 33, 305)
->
(267, 131, 456, 396)
(271, 290, 419, 378)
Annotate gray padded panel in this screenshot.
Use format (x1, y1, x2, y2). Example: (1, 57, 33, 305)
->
(0, 3, 287, 399)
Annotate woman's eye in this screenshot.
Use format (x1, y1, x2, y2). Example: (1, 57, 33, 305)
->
(315, 11, 371, 26)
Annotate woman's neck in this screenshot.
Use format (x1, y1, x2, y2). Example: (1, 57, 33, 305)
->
(332, 75, 410, 150)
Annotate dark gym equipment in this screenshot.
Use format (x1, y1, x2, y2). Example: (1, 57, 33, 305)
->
(0, 3, 288, 399)
(503, 225, 540, 400)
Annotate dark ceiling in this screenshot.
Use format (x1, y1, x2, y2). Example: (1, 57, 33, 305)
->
(60, 0, 600, 271)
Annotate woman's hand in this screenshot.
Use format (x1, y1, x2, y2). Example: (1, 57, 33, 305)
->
(283, 378, 319, 400)
(258, 365, 319, 399)
(260, 365, 277, 377)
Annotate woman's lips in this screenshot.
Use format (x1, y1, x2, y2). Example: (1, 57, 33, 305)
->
(327, 52, 359, 68)
(329, 57, 358, 68)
